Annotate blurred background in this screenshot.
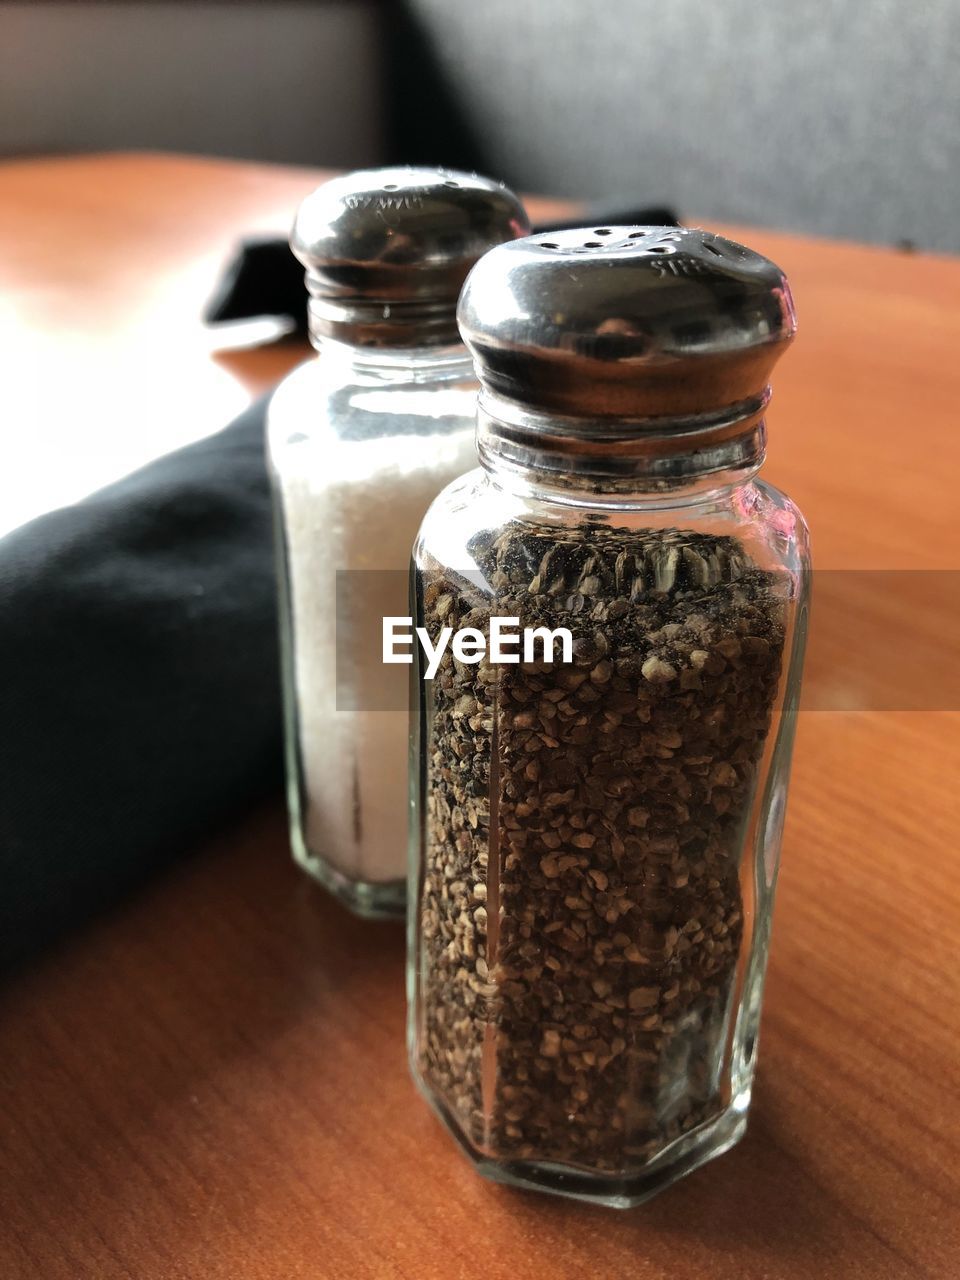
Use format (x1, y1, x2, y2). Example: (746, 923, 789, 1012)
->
(3, 0, 960, 251)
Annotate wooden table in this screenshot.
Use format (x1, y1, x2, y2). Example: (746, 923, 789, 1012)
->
(1, 154, 958, 1280)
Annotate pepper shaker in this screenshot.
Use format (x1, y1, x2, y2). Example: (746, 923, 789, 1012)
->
(408, 227, 810, 1204)
(268, 167, 529, 917)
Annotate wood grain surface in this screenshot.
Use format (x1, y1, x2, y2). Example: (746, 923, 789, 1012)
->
(1, 154, 958, 1280)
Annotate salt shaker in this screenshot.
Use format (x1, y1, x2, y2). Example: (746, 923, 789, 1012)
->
(408, 227, 810, 1204)
(268, 167, 529, 917)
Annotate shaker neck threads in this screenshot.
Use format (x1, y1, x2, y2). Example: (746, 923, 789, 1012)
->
(290, 166, 530, 350)
(458, 226, 795, 490)
(313, 335, 476, 385)
(474, 392, 769, 497)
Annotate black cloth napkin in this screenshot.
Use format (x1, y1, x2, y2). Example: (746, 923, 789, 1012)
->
(0, 396, 281, 974)
(205, 201, 680, 332)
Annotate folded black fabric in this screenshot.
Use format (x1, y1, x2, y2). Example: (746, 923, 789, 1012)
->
(204, 201, 681, 333)
(0, 396, 280, 974)
(204, 236, 307, 330)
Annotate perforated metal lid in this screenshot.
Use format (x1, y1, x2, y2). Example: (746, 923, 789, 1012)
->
(291, 167, 530, 348)
(457, 226, 796, 431)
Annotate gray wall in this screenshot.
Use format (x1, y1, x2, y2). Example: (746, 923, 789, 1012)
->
(0, 1, 384, 167)
(405, 0, 960, 251)
(4, 0, 957, 250)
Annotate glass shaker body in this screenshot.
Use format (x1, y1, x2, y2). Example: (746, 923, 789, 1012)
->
(268, 341, 477, 917)
(271, 165, 529, 915)
(409, 460, 809, 1203)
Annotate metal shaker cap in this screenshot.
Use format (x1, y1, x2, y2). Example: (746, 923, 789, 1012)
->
(291, 167, 530, 348)
(457, 227, 796, 435)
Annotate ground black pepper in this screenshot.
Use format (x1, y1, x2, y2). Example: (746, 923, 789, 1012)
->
(415, 519, 786, 1173)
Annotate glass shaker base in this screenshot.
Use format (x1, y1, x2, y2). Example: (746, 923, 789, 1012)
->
(291, 839, 406, 920)
(417, 1071, 750, 1208)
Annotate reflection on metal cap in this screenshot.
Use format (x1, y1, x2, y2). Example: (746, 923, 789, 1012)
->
(458, 226, 796, 421)
(291, 167, 530, 348)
